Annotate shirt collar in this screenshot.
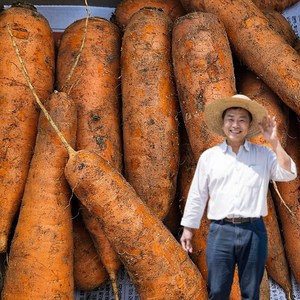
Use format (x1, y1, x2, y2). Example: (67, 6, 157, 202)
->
(220, 140, 251, 152)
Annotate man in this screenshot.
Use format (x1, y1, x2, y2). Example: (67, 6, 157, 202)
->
(180, 94, 297, 300)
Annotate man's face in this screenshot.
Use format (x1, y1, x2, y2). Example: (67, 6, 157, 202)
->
(221, 107, 252, 142)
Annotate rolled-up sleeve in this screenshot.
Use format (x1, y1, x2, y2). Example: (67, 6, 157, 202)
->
(270, 153, 297, 182)
(180, 154, 209, 229)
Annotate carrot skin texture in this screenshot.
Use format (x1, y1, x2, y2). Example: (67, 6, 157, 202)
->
(264, 190, 292, 297)
(73, 213, 108, 291)
(172, 12, 235, 159)
(271, 111, 300, 283)
(186, 0, 300, 115)
(57, 17, 123, 171)
(113, 0, 186, 29)
(121, 8, 180, 220)
(65, 150, 208, 299)
(57, 16, 123, 292)
(0, 4, 55, 252)
(2, 92, 76, 299)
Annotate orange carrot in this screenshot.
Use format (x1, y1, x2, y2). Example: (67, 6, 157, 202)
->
(0, 2, 55, 253)
(262, 9, 297, 46)
(65, 149, 208, 299)
(121, 7, 180, 219)
(252, 0, 299, 12)
(2, 91, 76, 299)
(264, 189, 292, 298)
(271, 110, 300, 283)
(56, 16, 123, 296)
(113, 0, 186, 29)
(73, 212, 108, 291)
(172, 11, 235, 159)
(57, 17, 123, 170)
(182, 0, 300, 116)
(81, 208, 121, 297)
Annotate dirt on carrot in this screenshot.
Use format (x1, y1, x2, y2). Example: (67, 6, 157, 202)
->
(121, 7, 180, 220)
(1, 91, 76, 299)
(0, 3, 55, 253)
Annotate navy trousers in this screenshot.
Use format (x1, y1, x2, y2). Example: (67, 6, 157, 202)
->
(206, 218, 268, 300)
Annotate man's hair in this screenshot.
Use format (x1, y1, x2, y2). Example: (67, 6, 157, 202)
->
(221, 107, 253, 122)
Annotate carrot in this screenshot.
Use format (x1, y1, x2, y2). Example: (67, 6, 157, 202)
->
(172, 11, 235, 159)
(112, 0, 186, 30)
(0, 2, 55, 253)
(73, 212, 108, 291)
(1, 91, 76, 299)
(121, 7, 180, 220)
(56, 16, 123, 297)
(182, 0, 300, 116)
(65, 150, 208, 299)
(270, 110, 300, 283)
(251, 0, 299, 12)
(236, 69, 289, 148)
(264, 189, 292, 298)
(56, 17, 123, 170)
(81, 208, 121, 297)
(262, 9, 297, 46)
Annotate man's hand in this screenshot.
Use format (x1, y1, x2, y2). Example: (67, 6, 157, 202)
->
(180, 227, 193, 253)
(258, 115, 278, 143)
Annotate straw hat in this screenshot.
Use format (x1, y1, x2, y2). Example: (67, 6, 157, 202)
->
(204, 94, 268, 139)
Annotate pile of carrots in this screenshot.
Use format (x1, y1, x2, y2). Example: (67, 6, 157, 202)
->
(0, 0, 299, 299)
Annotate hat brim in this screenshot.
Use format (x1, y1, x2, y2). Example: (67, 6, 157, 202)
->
(204, 95, 268, 139)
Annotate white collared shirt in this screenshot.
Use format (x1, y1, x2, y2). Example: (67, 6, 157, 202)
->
(180, 140, 297, 229)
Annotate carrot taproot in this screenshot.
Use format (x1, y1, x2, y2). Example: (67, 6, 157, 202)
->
(81, 208, 121, 297)
(172, 11, 235, 159)
(181, 0, 300, 116)
(262, 9, 297, 46)
(1, 91, 76, 299)
(264, 189, 293, 298)
(121, 7, 180, 220)
(73, 211, 108, 291)
(65, 149, 208, 299)
(112, 0, 186, 30)
(236, 69, 289, 148)
(0, 2, 55, 253)
(270, 110, 300, 283)
(56, 16, 123, 297)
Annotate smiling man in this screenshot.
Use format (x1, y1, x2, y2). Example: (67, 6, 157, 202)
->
(180, 94, 297, 300)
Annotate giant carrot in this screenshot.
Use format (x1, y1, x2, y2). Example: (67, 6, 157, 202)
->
(262, 9, 297, 46)
(65, 150, 208, 299)
(180, 0, 300, 116)
(121, 7, 180, 219)
(172, 11, 235, 159)
(56, 16, 123, 297)
(11, 21, 208, 300)
(264, 189, 292, 298)
(2, 91, 76, 299)
(0, 2, 55, 253)
(251, 0, 299, 11)
(57, 17, 123, 170)
(113, 0, 186, 29)
(81, 208, 121, 297)
(73, 212, 108, 291)
(271, 110, 300, 283)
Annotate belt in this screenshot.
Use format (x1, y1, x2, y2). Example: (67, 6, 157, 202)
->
(222, 217, 261, 224)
